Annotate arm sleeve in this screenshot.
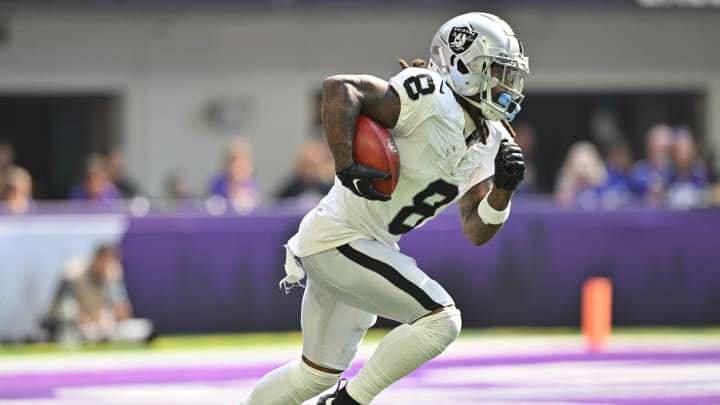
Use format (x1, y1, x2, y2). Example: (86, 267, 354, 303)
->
(388, 68, 446, 136)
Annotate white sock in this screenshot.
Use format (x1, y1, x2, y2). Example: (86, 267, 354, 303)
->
(346, 308, 461, 404)
(239, 358, 341, 405)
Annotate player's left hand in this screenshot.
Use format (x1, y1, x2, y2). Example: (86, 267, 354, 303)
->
(493, 139, 525, 191)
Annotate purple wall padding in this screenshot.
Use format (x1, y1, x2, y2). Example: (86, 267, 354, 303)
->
(120, 206, 720, 333)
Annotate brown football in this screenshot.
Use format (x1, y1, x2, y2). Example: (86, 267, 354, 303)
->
(352, 115, 400, 195)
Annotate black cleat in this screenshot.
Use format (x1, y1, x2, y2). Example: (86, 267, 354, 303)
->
(317, 378, 344, 405)
(316, 392, 337, 405)
(317, 379, 361, 405)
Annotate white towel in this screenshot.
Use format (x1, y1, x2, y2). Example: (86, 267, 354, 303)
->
(279, 244, 306, 293)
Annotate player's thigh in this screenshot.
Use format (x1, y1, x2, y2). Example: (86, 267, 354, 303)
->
(301, 277, 377, 371)
(300, 238, 454, 325)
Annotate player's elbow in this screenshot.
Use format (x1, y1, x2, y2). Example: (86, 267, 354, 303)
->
(323, 76, 363, 110)
(322, 75, 351, 94)
(462, 223, 500, 246)
(322, 75, 339, 89)
(468, 236, 490, 247)
(463, 228, 489, 246)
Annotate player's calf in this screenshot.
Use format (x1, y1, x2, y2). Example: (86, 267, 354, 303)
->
(239, 358, 341, 405)
(344, 307, 462, 404)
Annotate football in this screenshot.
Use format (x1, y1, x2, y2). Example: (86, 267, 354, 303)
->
(353, 115, 400, 195)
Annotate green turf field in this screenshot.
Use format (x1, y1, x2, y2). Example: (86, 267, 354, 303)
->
(1, 327, 717, 356)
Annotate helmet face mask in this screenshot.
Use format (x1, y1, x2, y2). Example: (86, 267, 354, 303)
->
(429, 13, 529, 122)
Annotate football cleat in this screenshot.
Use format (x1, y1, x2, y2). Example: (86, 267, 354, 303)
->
(317, 378, 361, 405)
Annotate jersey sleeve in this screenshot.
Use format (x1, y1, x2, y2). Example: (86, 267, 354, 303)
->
(459, 121, 513, 195)
(388, 68, 447, 136)
(461, 145, 496, 194)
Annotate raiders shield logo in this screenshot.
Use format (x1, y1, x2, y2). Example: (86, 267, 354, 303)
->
(448, 26, 478, 54)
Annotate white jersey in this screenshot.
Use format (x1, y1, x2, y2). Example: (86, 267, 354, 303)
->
(288, 67, 512, 258)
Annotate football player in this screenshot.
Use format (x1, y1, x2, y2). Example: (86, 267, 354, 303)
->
(240, 12, 528, 405)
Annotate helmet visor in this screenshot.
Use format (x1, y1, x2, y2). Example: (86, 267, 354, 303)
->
(468, 56, 527, 98)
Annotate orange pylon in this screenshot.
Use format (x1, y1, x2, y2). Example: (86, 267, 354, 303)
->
(581, 277, 612, 353)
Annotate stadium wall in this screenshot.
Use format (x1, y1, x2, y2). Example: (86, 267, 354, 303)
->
(0, 8, 718, 198)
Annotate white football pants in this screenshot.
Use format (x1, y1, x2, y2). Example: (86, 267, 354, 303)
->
(299, 238, 455, 371)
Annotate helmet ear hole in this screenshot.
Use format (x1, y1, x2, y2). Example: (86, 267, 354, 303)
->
(457, 59, 469, 74)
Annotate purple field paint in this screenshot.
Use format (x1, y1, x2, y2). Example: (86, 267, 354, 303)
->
(2, 350, 719, 403)
(0, 365, 277, 399)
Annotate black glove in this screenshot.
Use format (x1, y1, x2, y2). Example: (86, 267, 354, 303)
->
(493, 139, 525, 191)
(336, 162, 391, 201)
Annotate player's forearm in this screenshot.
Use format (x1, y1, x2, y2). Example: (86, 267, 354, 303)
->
(487, 187, 513, 211)
(463, 137, 525, 245)
(461, 188, 513, 246)
(322, 76, 362, 172)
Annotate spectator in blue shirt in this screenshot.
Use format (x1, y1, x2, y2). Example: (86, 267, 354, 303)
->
(208, 138, 261, 212)
(629, 124, 674, 206)
(68, 154, 121, 202)
(666, 126, 708, 209)
(597, 139, 635, 209)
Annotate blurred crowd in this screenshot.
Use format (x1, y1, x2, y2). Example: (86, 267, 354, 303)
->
(0, 135, 337, 215)
(551, 123, 719, 210)
(2, 121, 720, 215)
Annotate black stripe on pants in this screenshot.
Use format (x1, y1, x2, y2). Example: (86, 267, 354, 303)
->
(336, 243, 443, 312)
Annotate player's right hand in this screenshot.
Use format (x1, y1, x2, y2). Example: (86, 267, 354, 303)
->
(336, 162, 392, 201)
(493, 139, 525, 191)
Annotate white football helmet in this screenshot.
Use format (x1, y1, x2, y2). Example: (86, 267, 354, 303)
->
(429, 12, 529, 122)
